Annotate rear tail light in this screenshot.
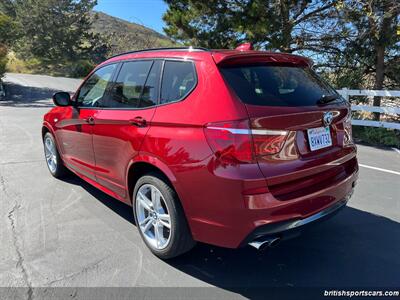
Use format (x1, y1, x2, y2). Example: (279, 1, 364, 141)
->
(204, 120, 288, 164)
(343, 113, 354, 146)
(204, 120, 253, 163)
(251, 129, 288, 156)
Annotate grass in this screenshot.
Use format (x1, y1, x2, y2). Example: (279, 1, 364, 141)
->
(6, 51, 40, 74)
(6, 51, 94, 78)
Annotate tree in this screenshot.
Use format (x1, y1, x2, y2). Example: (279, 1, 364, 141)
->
(0, 0, 16, 18)
(13, 0, 108, 65)
(103, 30, 161, 57)
(163, 0, 400, 121)
(0, 13, 16, 78)
(163, 0, 340, 54)
(333, 0, 400, 120)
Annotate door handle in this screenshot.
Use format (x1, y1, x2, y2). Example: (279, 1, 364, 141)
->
(130, 116, 147, 127)
(85, 116, 95, 125)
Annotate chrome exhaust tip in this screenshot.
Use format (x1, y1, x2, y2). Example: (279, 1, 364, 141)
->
(248, 237, 281, 251)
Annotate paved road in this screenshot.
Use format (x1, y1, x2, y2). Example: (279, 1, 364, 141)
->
(1, 73, 399, 298)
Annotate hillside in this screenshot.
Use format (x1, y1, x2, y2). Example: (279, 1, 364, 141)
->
(5, 11, 177, 77)
(91, 12, 176, 56)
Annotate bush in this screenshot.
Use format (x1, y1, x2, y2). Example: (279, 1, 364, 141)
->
(67, 60, 94, 78)
(0, 45, 8, 78)
(6, 55, 94, 78)
(6, 51, 41, 74)
(353, 126, 400, 148)
(48, 59, 94, 78)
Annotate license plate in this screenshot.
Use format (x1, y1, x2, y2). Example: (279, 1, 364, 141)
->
(307, 127, 332, 151)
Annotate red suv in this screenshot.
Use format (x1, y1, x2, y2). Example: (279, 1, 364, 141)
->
(43, 46, 358, 259)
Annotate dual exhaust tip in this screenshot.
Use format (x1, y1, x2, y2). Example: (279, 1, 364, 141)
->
(248, 236, 281, 251)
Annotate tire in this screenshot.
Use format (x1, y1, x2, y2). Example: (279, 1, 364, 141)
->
(43, 132, 68, 178)
(133, 172, 195, 259)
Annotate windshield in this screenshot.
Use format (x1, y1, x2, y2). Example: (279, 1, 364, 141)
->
(220, 65, 341, 107)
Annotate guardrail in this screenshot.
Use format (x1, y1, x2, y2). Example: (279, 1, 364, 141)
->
(336, 89, 400, 130)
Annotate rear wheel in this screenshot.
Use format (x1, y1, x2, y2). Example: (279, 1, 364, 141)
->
(43, 132, 68, 178)
(133, 172, 195, 259)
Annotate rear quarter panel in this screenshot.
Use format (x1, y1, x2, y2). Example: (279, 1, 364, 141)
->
(139, 55, 254, 239)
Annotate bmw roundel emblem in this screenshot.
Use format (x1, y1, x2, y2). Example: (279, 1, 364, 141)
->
(323, 112, 334, 127)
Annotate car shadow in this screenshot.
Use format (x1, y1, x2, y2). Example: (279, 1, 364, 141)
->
(0, 82, 59, 108)
(166, 207, 400, 290)
(61, 175, 136, 224)
(60, 174, 400, 296)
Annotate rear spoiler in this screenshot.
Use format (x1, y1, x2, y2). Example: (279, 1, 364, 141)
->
(212, 51, 313, 67)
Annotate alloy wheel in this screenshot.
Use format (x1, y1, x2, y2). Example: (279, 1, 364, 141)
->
(135, 184, 172, 250)
(44, 136, 57, 173)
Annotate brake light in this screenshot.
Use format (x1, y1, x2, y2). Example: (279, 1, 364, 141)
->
(204, 120, 253, 163)
(252, 130, 288, 155)
(343, 113, 353, 146)
(235, 42, 254, 51)
(204, 120, 288, 164)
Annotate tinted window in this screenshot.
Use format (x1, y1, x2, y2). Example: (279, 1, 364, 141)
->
(160, 61, 196, 104)
(220, 65, 340, 107)
(109, 61, 153, 108)
(77, 64, 116, 107)
(139, 60, 162, 108)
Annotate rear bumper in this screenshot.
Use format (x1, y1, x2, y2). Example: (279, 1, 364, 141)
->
(239, 190, 352, 247)
(180, 158, 358, 248)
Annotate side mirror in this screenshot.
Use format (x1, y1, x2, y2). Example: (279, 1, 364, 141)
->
(52, 92, 71, 106)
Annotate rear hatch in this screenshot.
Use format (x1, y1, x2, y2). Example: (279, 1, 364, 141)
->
(219, 60, 357, 201)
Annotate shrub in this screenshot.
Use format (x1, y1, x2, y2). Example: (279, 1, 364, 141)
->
(0, 45, 8, 78)
(352, 126, 400, 148)
(68, 60, 94, 78)
(6, 52, 41, 74)
(51, 59, 94, 78)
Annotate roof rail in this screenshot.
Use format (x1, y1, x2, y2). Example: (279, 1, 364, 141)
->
(107, 47, 209, 60)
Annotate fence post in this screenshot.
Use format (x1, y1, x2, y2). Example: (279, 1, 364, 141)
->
(341, 88, 349, 102)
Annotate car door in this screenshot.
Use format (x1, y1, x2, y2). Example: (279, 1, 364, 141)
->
(56, 63, 117, 181)
(91, 60, 162, 201)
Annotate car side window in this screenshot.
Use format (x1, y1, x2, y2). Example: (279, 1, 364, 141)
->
(77, 64, 116, 107)
(108, 60, 154, 108)
(160, 61, 196, 104)
(139, 60, 162, 108)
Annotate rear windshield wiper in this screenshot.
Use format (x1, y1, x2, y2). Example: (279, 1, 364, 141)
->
(317, 94, 340, 105)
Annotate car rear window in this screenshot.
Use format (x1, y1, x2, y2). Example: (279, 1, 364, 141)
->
(220, 65, 340, 107)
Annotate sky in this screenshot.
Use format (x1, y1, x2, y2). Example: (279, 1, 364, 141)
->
(95, 0, 168, 34)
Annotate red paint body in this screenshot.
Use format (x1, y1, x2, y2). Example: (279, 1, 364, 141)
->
(43, 49, 358, 248)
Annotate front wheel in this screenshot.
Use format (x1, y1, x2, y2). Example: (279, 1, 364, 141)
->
(133, 172, 195, 259)
(43, 132, 68, 178)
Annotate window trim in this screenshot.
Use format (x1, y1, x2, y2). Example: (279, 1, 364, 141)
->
(75, 58, 198, 111)
(219, 64, 344, 107)
(74, 62, 119, 109)
(90, 59, 160, 111)
(103, 59, 156, 110)
(159, 59, 198, 106)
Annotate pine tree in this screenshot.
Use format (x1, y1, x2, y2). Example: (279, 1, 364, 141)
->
(163, 0, 340, 53)
(334, 0, 400, 119)
(0, 12, 16, 78)
(14, 0, 107, 64)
